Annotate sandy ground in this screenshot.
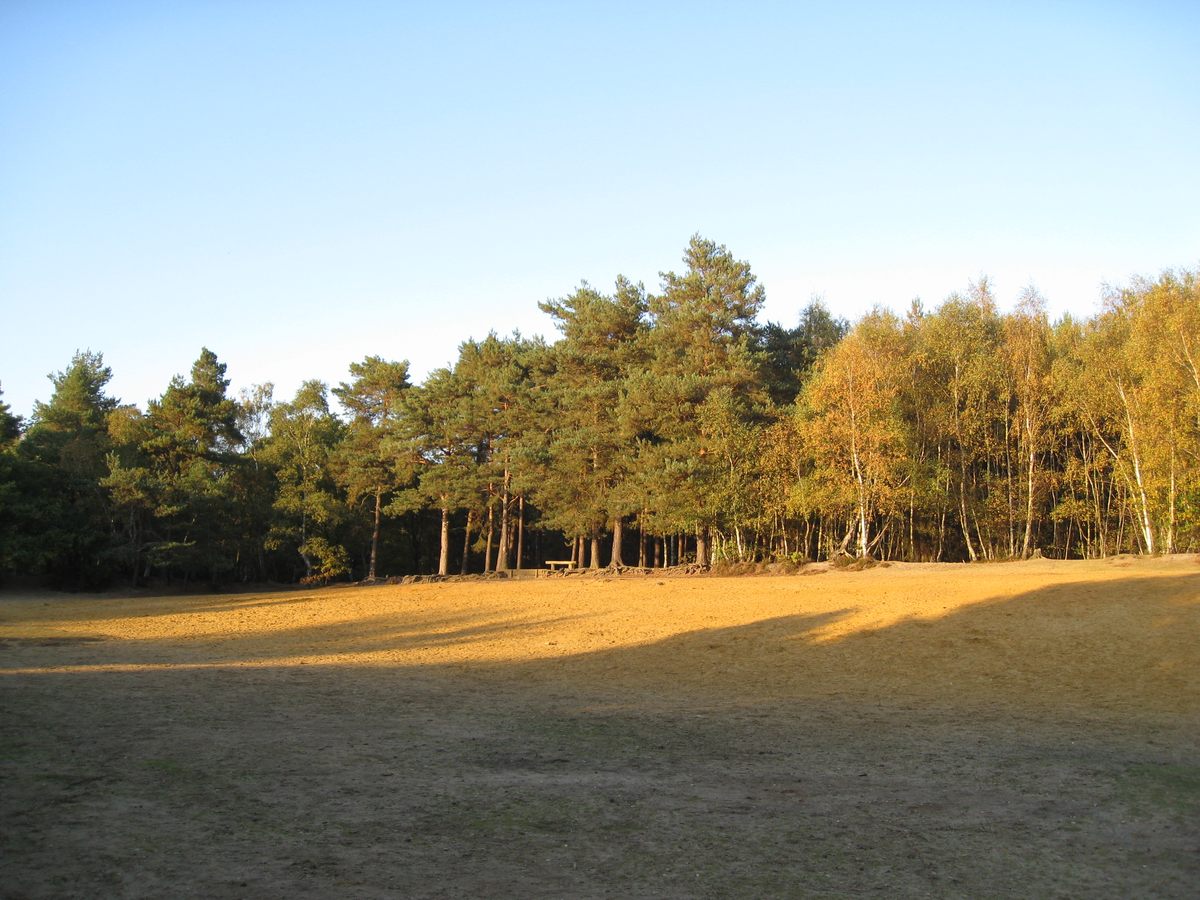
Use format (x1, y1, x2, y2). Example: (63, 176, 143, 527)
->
(1, 556, 1197, 897)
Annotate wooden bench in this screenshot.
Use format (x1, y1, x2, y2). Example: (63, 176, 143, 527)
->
(544, 559, 576, 574)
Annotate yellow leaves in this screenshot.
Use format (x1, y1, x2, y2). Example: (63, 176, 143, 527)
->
(797, 314, 911, 518)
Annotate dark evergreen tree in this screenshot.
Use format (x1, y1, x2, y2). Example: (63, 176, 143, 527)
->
(333, 356, 414, 580)
(628, 236, 768, 565)
(19, 352, 119, 587)
(135, 348, 244, 583)
(0, 384, 31, 579)
(756, 299, 849, 405)
(263, 381, 347, 582)
(404, 363, 482, 575)
(535, 277, 648, 567)
(0, 385, 20, 448)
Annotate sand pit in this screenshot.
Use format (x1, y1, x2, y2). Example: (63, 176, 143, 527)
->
(2, 556, 1198, 896)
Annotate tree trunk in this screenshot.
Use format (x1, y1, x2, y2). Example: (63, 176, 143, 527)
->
(695, 528, 709, 567)
(1004, 411, 1015, 558)
(973, 508, 989, 561)
(838, 520, 855, 556)
(497, 471, 511, 571)
(609, 517, 625, 567)
(437, 505, 450, 576)
(368, 489, 382, 581)
(908, 488, 915, 561)
(850, 434, 870, 558)
(951, 371, 977, 562)
(936, 504, 946, 562)
(128, 511, 141, 587)
(590, 530, 601, 570)
(1165, 446, 1177, 554)
(460, 509, 474, 575)
(516, 495, 525, 570)
(1021, 439, 1036, 558)
(866, 522, 890, 555)
(484, 504, 494, 573)
(1117, 383, 1155, 554)
(1115, 482, 1127, 553)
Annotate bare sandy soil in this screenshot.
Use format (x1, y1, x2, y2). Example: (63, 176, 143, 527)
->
(1, 556, 1198, 898)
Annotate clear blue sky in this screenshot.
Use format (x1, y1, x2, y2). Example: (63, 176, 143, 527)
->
(2, 1, 1197, 418)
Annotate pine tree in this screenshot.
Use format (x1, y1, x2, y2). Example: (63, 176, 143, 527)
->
(0, 384, 30, 578)
(536, 277, 648, 567)
(405, 364, 486, 575)
(20, 351, 120, 586)
(630, 236, 767, 565)
(137, 348, 244, 583)
(333, 357, 414, 580)
(756, 299, 849, 405)
(0, 385, 20, 449)
(263, 381, 348, 582)
(100, 403, 156, 584)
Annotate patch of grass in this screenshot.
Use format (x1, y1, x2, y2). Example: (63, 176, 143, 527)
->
(34, 772, 94, 784)
(0, 741, 35, 765)
(142, 757, 189, 776)
(1120, 763, 1200, 817)
(464, 797, 580, 835)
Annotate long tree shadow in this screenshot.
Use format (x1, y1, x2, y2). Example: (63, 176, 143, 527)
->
(3, 571, 1197, 724)
(445, 570, 1199, 725)
(0, 607, 603, 668)
(1, 571, 1197, 898)
(0, 583, 368, 622)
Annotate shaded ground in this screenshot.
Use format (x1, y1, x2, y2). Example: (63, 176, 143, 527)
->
(2, 556, 1198, 897)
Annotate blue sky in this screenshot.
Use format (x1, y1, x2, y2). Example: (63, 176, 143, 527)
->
(2, 1, 1198, 418)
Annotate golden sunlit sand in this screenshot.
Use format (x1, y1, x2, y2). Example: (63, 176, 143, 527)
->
(2, 557, 1198, 897)
(4, 556, 1196, 716)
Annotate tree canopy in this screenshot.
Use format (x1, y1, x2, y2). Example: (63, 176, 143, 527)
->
(2, 242, 1196, 587)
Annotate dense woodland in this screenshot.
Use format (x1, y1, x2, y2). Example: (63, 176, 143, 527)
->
(1, 237, 1197, 589)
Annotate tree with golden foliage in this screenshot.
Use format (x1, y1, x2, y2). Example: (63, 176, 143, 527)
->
(798, 310, 910, 558)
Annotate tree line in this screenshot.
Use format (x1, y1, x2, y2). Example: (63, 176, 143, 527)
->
(1, 236, 1197, 589)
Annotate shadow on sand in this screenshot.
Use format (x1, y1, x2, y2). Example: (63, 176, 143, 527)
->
(1, 571, 1197, 897)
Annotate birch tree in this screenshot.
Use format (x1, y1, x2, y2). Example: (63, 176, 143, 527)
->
(1004, 289, 1055, 556)
(799, 311, 909, 558)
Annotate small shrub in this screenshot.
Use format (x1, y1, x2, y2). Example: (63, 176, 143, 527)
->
(831, 554, 878, 571)
(299, 537, 350, 585)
